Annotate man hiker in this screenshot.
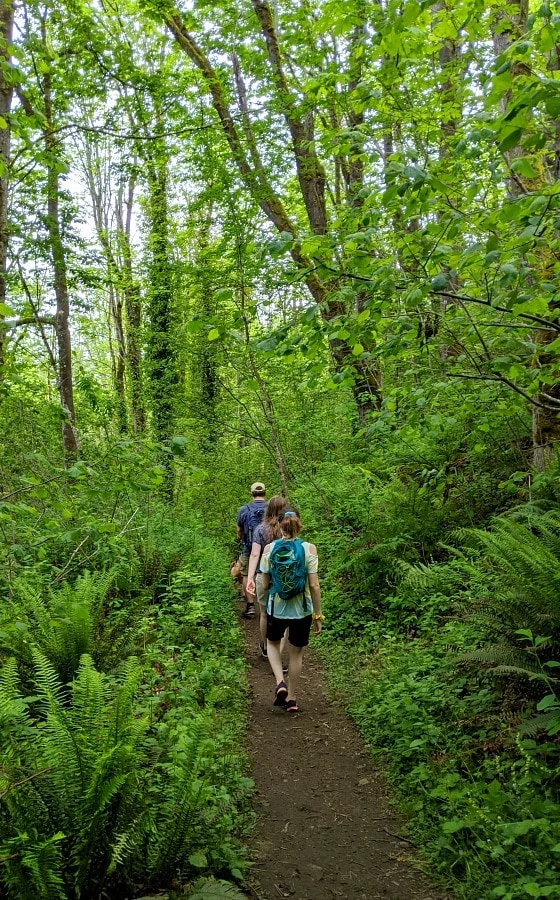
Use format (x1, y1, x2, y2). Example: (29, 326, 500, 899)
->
(236, 482, 267, 618)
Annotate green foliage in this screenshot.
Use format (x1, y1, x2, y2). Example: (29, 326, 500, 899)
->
(0, 651, 147, 897)
(0, 506, 250, 899)
(456, 512, 560, 737)
(287, 393, 560, 899)
(0, 568, 146, 684)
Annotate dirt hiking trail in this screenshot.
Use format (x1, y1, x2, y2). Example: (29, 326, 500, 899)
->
(242, 615, 449, 900)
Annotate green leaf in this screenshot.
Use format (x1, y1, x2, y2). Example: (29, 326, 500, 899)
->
(188, 850, 208, 868)
(529, 196, 548, 215)
(170, 435, 189, 454)
(498, 128, 523, 152)
(511, 157, 539, 179)
(215, 288, 233, 301)
(442, 819, 466, 833)
(430, 273, 450, 291)
(207, 329, 220, 341)
(537, 693, 559, 711)
(352, 343, 364, 356)
(500, 263, 518, 276)
(524, 885, 556, 897)
(268, 231, 294, 258)
(0, 301, 14, 316)
(186, 319, 204, 334)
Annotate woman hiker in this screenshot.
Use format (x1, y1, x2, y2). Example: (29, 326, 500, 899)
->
(246, 494, 287, 658)
(259, 507, 324, 714)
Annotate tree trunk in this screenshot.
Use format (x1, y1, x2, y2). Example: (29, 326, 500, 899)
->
(42, 42, 78, 459)
(117, 173, 146, 434)
(195, 213, 218, 450)
(145, 143, 177, 495)
(82, 136, 128, 433)
(164, 8, 382, 419)
(110, 283, 127, 433)
(0, 0, 14, 381)
(491, 0, 560, 468)
(436, 0, 462, 357)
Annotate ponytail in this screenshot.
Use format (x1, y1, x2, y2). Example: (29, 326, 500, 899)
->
(279, 507, 302, 539)
(265, 494, 287, 542)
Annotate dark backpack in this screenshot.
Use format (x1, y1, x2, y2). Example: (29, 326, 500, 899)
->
(268, 538, 308, 607)
(244, 501, 266, 549)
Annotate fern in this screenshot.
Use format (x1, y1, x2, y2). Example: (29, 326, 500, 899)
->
(0, 652, 149, 897)
(186, 878, 247, 899)
(0, 832, 67, 900)
(147, 716, 213, 880)
(517, 711, 560, 737)
(457, 512, 560, 734)
(459, 645, 546, 677)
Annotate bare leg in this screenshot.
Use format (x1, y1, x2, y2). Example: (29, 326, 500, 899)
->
(287, 644, 304, 701)
(259, 605, 267, 641)
(267, 639, 284, 685)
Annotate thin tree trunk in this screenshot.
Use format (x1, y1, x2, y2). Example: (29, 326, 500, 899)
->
(195, 209, 218, 450)
(110, 283, 127, 433)
(42, 27, 78, 459)
(436, 0, 462, 357)
(0, 0, 14, 381)
(117, 172, 146, 434)
(82, 136, 128, 432)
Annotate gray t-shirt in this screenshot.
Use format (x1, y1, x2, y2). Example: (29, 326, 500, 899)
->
(252, 522, 271, 573)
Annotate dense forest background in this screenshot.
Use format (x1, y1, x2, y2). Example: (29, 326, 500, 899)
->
(0, 0, 560, 897)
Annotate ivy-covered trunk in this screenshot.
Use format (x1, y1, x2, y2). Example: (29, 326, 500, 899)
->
(145, 151, 177, 488)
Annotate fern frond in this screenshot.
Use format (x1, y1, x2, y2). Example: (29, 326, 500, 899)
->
(459, 646, 543, 675)
(186, 879, 247, 899)
(517, 711, 560, 736)
(108, 810, 153, 874)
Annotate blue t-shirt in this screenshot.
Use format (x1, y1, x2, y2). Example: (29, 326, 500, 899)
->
(236, 499, 266, 555)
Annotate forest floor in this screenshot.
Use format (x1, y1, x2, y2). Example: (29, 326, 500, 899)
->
(241, 612, 450, 900)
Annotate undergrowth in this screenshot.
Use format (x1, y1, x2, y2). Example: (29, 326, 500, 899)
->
(300, 417, 560, 900)
(0, 443, 251, 899)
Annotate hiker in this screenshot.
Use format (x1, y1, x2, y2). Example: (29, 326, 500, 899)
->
(246, 494, 287, 658)
(260, 507, 324, 713)
(236, 481, 267, 618)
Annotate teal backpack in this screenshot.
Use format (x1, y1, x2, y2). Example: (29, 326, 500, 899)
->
(268, 539, 309, 610)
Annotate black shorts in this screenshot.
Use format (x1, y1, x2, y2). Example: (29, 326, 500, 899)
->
(267, 614, 312, 648)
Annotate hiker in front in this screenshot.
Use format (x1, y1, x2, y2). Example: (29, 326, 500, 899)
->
(246, 494, 287, 658)
(260, 507, 324, 713)
(236, 482, 267, 618)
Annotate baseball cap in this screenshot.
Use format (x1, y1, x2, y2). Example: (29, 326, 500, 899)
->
(250, 481, 266, 494)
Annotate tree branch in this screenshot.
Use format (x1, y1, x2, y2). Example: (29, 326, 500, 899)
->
(445, 372, 560, 410)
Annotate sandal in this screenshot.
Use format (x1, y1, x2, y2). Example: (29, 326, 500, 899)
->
(285, 699, 300, 714)
(273, 680, 288, 707)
